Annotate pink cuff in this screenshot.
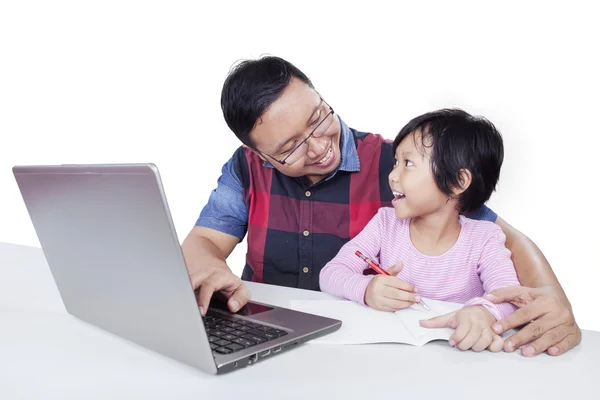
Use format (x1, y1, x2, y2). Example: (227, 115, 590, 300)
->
(354, 275, 376, 306)
(464, 297, 517, 321)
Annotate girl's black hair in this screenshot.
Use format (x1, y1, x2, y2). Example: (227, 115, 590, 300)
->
(393, 109, 504, 213)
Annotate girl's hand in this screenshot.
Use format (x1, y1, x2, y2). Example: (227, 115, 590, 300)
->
(420, 306, 505, 352)
(364, 262, 420, 312)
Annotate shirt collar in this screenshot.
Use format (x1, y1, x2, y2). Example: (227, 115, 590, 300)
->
(262, 116, 361, 175)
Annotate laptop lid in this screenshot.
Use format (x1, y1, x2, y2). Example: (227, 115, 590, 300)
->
(13, 163, 218, 374)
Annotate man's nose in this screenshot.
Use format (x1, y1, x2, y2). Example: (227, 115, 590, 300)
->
(306, 136, 327, 159)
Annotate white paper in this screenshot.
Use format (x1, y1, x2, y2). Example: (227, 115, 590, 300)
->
(289, 298, 463, 346)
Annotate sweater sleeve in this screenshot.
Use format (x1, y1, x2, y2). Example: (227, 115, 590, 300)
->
(319, 208, 389, 305)
(464, 223, 521, 321)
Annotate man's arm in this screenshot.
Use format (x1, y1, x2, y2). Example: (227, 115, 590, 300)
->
(182, 226, 250, 316)
(496, 217, 565, 296)
(184, 152, 251, 316)
(491, 216, 581, 356)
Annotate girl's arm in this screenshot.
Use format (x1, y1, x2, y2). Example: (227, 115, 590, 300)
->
(319, 208, 387, 305)
(464, 223, 521, 321)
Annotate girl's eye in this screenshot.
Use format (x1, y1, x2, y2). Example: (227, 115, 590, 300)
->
(394, 159, 399, 167)
(405, 160, 414, 167)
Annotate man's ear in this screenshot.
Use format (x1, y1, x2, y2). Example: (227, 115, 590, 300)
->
(452, 168, 472, 195)
(242, 144, 267, 162)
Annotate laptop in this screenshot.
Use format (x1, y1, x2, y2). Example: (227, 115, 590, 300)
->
(12, 163, 341, 374)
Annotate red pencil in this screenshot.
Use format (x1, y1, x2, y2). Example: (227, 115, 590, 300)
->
(354, 250, 430, 311)
(355, 250, 390, 275)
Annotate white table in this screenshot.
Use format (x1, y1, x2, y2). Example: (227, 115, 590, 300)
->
(1, 242, 598, 400)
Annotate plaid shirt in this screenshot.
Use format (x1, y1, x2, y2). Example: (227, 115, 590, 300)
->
(196, 117, 497, 290)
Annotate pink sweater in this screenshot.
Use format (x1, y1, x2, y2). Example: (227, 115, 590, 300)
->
(319, 208, 520, 321)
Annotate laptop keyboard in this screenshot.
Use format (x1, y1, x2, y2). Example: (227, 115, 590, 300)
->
(203, 310, 288, 355)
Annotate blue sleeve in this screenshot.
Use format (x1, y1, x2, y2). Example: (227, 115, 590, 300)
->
(195, 156, 248, 240)
(463, 204, 498, 222)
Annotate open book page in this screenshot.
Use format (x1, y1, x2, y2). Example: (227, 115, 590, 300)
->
(394, 299, 463, 346)
(289, 298, 464, 346)
(396, 300, 518, 343)
(289, 300, 415, 345)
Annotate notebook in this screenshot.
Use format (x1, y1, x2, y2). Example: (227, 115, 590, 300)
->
(289, 298, 464, 346)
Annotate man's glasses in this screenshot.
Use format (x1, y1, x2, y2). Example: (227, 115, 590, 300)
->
(260, 101, 335, 166)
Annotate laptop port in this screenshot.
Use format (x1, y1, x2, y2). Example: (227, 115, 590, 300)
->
(273, 346, 282, 353)
(259, 349, 270, 358)
(249, 353, 258, 363)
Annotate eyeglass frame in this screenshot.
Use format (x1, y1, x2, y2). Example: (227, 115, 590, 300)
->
(254, 99, 335, 166)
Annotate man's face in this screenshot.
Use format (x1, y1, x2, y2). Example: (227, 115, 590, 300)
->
(248, 78, 342, 183)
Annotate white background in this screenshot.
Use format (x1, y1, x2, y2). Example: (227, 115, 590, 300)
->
(1, 1, 599, 331)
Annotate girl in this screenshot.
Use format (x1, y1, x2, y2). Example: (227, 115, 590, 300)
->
(319, 108, 520, 352)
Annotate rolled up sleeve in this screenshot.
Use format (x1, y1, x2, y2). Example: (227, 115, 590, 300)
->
(195, 157, 248, 240)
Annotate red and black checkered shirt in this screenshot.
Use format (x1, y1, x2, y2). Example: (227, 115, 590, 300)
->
(233, 128, 394, 290)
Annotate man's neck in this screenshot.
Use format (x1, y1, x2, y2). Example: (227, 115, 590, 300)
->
(306, 174, 325, 185)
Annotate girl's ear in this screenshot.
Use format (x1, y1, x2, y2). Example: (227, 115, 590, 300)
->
(453, 168, 473, 195)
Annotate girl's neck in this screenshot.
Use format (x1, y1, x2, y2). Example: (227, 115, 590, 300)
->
(409, 210, 462, 256)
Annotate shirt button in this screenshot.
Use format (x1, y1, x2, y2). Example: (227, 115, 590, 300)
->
(302, 267, 309, 273)
(303, 230, 310, 236)
(305, 191, 311, 197)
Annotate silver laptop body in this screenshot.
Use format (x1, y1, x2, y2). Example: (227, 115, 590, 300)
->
(13, 163, 341, 374)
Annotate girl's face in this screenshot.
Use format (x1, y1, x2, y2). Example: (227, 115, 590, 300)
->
(388, 131, 452, 220)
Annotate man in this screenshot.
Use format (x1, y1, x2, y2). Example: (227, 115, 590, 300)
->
(182, 56, 581, 357)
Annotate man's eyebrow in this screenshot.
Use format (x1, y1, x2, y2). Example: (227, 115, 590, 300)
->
(272, 102, 322, 153)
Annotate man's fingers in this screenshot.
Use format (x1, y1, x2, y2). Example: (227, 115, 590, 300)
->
(190, 271, 207, 291)
(484, 286, 528, 303)
(492, 302, 547, 335)
(420, 311, 457, 330)
(502, 312, 564, 353)
(228, 284, 252, 313)
(487, 285, 581, 357)
(196, 270, 234, 315)
(488, 334, 504, 352)
(547, 328, 582, 356)
(197, 281, 218, 316)
(518, 323, 578, 357)
(485, 286, 537, 307)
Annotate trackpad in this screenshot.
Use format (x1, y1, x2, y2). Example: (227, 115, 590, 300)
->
(209, 298, 273, 316)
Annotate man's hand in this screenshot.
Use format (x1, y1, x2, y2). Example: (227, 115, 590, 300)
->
(420, 306, 505, 352)
(181, 228, 251, 317)
(364, 262, 420, 312)
(190, 265, 251, 317)
(484, 285, 581, 356)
